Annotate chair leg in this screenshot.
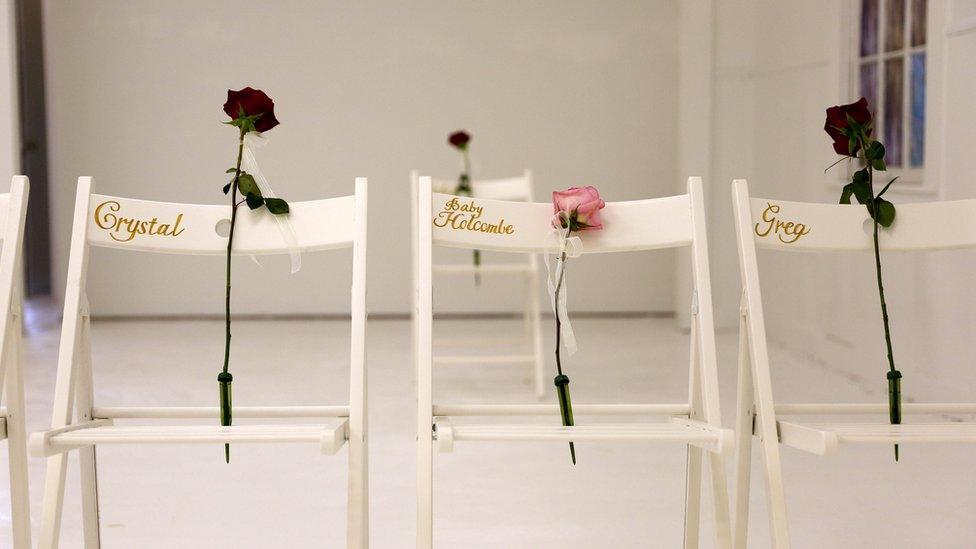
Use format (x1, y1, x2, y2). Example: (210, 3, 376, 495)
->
(5, 325, 31, 549)
(78, 447, 101, 548)
(411, 311, 419, 386)
(38, 453, 70, 549)
(348, 431, 369, 548)
(758, 430, 791, 548)
(75, 316, 101, 548)
(683, 444, 703, 549)
(744, 346, 791, 545)
(732, 426, 754, 549)
(527, 265, 545, 400)
(707, 451, 734, 549)
(417, 436, 433, 548)
(5, 407, 31, 549)
(732, 322, 754, 549)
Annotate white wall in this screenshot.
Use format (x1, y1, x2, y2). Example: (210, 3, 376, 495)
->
(42, 1, 681, 316)
(708, 0, 976, 401)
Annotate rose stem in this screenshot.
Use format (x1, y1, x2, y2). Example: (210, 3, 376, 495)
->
(461, 148, 482, 285)
(221, 126, 246, 463)
(865, 142, 899, 461)
(554, 247, 575, 464)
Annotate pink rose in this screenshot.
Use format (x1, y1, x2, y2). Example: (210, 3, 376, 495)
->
(552, 186, 605, 231)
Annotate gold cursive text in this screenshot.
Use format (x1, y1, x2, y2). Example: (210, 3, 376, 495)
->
(754, 202, 810, 244)
(432, 197, 515, 235)
(94, 201, 186, 243)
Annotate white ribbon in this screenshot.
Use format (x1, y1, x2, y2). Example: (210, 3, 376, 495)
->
(544, 214, 582, 356)
(240, 132, 302, 274)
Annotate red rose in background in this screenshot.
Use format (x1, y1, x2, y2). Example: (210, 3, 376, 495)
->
(824, 97, 872, 156)
(448, 130, 471, 149)
(223, 87, 280, 132)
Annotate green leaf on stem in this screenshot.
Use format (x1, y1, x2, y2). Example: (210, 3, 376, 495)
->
(850, 169, 872, 204)
(840, 183, 854, 204)
(877, 177, 899, 198)
(245, 193, 264, 210)
(226, 168, 238, 174)
(872, 197, 896, 227)
(865, 141, 886, 171)
(264, 197, 290, 214)
(237, 173, 261, 197)
(222, 182, 232, 195)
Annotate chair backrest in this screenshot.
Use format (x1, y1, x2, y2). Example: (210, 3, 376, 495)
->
(64, 174, 368, 381)
(416, 175, 723, 417)
(84, 182, 361, 256)
(731, 177, 976, 410)
(426, 186, 696, 254)
(735, 179, 976, 254)
(409, 169, 536, 261)
(414, 169, 535, 202)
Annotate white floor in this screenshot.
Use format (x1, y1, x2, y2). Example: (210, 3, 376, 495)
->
(1, 308, 974, 548)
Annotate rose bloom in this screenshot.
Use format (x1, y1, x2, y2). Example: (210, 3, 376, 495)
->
(824, 97, 872, 156)
(552, 186, 605, 231)
(448, 130, 471, 149)
(223, 87, 280, 132)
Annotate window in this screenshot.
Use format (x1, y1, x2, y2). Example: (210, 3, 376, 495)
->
(856, 0, 927, 176)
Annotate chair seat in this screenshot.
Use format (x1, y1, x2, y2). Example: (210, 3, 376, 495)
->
(432, 264, 535, 274)
(30, 419, 348, 457)
(776, 420, 976, 455)
(433, 417, 732, 454)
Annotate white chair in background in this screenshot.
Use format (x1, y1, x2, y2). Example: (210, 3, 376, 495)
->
(731, 178, 976, 548)
(415, 175, 733, 548)
(410, 170, 546, 398)
(31, 177, 370, 548)
(0, 176, 32, 548)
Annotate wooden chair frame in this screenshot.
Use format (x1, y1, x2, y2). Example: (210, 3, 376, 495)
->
(415, 175, 733, 548)
(731, 178, 976, 548)
(31, 176, 369, 548)
(0, 176, 32, 548)
(410, 170, 546, 398)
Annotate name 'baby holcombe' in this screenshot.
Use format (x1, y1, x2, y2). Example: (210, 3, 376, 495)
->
(432, 197, 515, 235)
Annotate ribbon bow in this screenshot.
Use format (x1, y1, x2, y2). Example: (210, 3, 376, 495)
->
(544, 214, 583, 355)
(242, 132, 302, 273)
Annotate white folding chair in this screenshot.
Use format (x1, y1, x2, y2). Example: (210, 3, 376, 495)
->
(31, 176, 369, 548)
(415, 175, 733, 548)
(731, 178, 976, 548)
(410, 170, 546, 398)
(0, 176, 32, 548)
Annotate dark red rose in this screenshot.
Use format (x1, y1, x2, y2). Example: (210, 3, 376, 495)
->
(448, 130, 471, 149)
(223, 87, 279, 132)
(824, 97, 872, 156)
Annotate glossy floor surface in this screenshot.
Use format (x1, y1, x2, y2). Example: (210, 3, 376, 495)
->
(1, 307, 974, 547)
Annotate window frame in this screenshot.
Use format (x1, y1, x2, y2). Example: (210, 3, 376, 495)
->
(839, 0, 945, 196)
